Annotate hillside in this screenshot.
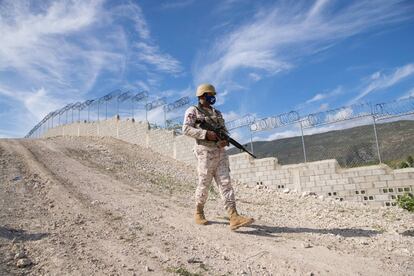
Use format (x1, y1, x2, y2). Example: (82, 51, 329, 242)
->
(1, 137, 413, 275)
(228, 120, 414, 166)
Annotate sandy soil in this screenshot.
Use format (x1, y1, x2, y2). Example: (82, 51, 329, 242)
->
(0, 136, 413, 276)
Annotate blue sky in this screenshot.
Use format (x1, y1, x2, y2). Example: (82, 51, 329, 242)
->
(1, 0, 414, 140)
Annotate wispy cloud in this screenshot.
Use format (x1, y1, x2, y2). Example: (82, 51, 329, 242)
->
(264, 130, 300, 141)
(306, 86, 343, 104)
(194, 0, 414, 92)
(135, 42, 182, 74)
(398, 87, 414, 100)
(0, 0, 182, 137)
(350, 63, 414, 103)
(159, 0, 194, 10)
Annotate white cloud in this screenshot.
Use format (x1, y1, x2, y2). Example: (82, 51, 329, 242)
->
(325, 107, 353, 123)
(248, 73, 262, 82)
(194, 1, 414, 93)
(222, 111, 240, 122)
(135, 42, 182, 74)
(306, 86, 342, 104)
(398, 87, 414, 100)
(0, 84, 66, 121)
(351, 63, 414, 103)
(264, 130, 300, 141)
(302, 115, 374, 136)
(0, 0, 182, 137)
(307, 93, 325, 103)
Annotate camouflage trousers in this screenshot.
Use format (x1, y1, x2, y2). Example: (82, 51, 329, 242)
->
(194, 144, 236, 210)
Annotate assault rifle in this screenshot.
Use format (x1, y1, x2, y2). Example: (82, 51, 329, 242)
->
(198, 119, 257, 159)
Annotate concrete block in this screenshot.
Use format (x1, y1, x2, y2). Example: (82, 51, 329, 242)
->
(373, 181, 387, 188)
(371, 169, 386, 176)
(368, 201, 384, 207)
(322, 175, 332, 181)
(353, 176, 366, 183)
(379, 175, 393, 181)
(323, 179, 335, 186)
(400, 179, 414, 185)
(366, 188, 379, 195)
(304, 170, 314, 177)
(304, 181, 316, 187)
(337, 178, 350, 185)
(321, 186, 333, 192)
(360, 182, 374, 189)
(375, 194, 390, 200)
(394, 173, 410, 180)
(344, 184, 356, 190)
(358, 170, 373, 177)
(256, 171, 264, 177)
(331, 174, 340, 180)
(387, 180, 404, 187)
(365, 175, 380, 182)
(324, 169, 335, 174)
(312, 186, 322, 192)
(315, 169, 325, 175)
(300, 176, 310, 183)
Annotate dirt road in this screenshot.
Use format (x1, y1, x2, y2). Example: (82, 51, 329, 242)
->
(1, 137, 413, 275)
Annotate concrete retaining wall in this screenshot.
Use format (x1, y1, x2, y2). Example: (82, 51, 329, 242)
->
(229, 154, 414, 207)
(43, 118, 413, 207)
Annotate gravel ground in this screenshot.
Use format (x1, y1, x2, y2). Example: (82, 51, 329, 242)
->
(0, 136, 413, 276)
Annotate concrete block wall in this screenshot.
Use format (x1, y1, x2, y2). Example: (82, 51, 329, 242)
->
(229, 154, 414, 207)
(147, 129, 175, 158)
(117, 120, 148, 148)
(43, 119, 414, 207)
(174, 135, 197, 165)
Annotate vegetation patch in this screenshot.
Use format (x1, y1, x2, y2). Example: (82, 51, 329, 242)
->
(397, 193, 414, 212)
(167, 267, 201, 276)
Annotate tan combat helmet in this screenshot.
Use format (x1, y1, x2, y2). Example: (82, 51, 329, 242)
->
(196, 83, 216, 97)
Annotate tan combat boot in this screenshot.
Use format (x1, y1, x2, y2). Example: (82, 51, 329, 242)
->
(227, 207, 254, 230)
(194, 204, 208, 225)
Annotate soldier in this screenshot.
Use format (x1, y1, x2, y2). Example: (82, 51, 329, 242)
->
(182, 83, 254, 230)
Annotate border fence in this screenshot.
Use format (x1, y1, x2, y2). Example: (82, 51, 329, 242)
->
(26, 92, 414, 168)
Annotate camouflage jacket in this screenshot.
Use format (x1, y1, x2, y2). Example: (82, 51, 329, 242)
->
(182, 104, 227, 147)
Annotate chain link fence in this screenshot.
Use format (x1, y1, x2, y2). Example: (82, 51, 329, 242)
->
(242, 98, 414, 167)
(26, 91, 414, 169)
(25, 91, 199, 138)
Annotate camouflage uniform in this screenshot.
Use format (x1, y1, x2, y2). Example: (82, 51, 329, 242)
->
(182, 105, 236, 210)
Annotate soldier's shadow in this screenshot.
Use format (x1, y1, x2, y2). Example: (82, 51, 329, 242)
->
(0, 226, 49, 242)
(233, 224, 381, 238)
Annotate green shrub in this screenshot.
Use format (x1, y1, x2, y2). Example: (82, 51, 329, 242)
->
(407, 155, 414, 167)
(399, 161, 409, 168)
(397, 193, 414, 212)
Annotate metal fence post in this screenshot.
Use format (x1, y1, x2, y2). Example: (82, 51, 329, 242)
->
(105, 100, 108, 120)
(249, 128, 254, 154)
(300, 120, 307, 163)
(164, 107, 167, 128)
(372, 115, 382, 164)
(145, 98, 148, 122)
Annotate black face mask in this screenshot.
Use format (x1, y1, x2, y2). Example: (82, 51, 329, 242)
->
(205, 95, 216, 105)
